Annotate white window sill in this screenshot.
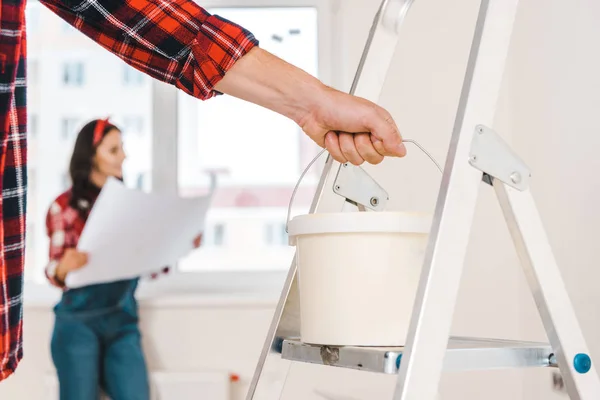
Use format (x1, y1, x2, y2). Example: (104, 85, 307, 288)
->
(23, 270, 287, 309)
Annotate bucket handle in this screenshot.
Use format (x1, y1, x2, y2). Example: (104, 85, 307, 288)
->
(285, 139, 443, 233)
(285, 148, 328, 233)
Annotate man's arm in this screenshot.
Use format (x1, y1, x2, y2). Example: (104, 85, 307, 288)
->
(214, 47, 407, 164)
(40, 0, 406, 165)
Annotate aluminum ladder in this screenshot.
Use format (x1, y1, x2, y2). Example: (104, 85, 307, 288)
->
(246, 0, 600, 399)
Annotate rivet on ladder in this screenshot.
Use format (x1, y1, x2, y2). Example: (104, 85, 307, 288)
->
(510, 172, 522, 184)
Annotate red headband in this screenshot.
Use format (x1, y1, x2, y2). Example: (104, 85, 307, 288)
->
(93, 118, 110, 146)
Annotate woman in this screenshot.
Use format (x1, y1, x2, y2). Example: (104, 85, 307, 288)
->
(45, 118, 201, 400)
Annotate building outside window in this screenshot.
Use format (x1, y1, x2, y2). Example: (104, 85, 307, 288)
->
(62, 62, 85, 86)
(123, 65, 145, 86)
(60, 117, 80, 141)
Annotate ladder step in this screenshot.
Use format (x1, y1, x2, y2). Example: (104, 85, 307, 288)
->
(281, 337, 555, 374)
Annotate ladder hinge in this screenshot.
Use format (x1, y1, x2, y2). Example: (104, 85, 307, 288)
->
(469, 125, 531, 191)
(333, 163, 389, 211)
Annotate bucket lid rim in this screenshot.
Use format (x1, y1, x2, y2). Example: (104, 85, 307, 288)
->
(287, 211, 433, 239)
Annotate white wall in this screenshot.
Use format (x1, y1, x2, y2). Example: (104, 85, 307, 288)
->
(3, 0, 600, 399)
(279, 0, 600, 398)
(506, 0, 600, 397)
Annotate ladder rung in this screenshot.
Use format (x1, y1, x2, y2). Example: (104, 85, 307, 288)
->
(280, 337, 555, 374)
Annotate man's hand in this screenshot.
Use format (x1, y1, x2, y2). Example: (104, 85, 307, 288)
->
(214, 47, 405, 165)
(299, 87, 406, 165)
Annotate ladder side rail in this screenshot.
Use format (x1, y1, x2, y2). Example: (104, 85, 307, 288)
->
(493, 181, 600, 399)
(393, 0, 521, 399)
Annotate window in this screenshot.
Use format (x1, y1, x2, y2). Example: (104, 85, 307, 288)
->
(62, 62, 85, 86)
(177, 7, 320, 273)
(61, 117, 80, 140)
(265, 222, 288, 246)
(135, 173, 146, 190)
(123, 65, 145, 86)
(122, 115, 144, 135)
(25, 2, 153, 285)
(24, 2, 328, 288)
(210, 224, 226, 247)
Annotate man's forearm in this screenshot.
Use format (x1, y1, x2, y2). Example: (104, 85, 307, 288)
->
(40, 0, 404, 166)
(214, 45, 406, 163)
(214, 47, 328, 126)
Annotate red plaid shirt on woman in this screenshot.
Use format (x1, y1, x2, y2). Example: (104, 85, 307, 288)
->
(0, 0, 258, 380)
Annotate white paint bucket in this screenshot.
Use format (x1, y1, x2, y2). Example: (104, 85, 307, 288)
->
(288, 211, 432, 346)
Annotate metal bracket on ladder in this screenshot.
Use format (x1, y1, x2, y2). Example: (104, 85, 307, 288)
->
(333, 163, 389, 211)
(246, 0, 600, 399)
(469, 125, 531, 191)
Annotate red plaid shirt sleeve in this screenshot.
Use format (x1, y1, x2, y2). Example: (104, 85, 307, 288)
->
(44, 200, 70, 289)
(39, 0, 259, 100)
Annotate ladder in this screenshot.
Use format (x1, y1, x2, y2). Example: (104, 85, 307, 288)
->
(246, 0, 600, 399)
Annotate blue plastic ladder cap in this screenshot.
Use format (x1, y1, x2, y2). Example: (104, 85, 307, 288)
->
(574, 353, 592, 374)
(396, 354, 402, 369)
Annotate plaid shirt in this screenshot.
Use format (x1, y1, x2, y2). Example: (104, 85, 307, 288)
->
(45, 187, 170, 289)
(0, 0, 258, 380)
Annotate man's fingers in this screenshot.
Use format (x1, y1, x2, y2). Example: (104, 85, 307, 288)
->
(368, 108, 406, 157)
(355, 133, 384, 164)
(370, 136, 387, 156)
(339, 133, 364, 166)
(325, 132, 348, 164)
(325, 132, 386, 165)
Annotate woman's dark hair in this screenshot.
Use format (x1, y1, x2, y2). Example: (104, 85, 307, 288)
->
(68, 119, 120, 218)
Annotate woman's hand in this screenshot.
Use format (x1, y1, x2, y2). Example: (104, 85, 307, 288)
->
(56, 249, 88, 282)
(193, 233, 203, 249)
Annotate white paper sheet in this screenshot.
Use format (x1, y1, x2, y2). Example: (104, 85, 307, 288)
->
(65, 177, 214, 288)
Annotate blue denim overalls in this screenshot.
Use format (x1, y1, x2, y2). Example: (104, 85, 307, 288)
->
(50, 278, 150, 400)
